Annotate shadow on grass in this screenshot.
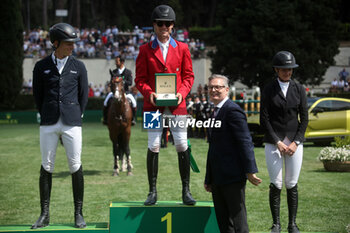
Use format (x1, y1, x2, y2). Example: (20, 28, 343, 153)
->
(53, 170, 102, 178)
(311, 168, 348, 173)
(312, 168, 329, 173)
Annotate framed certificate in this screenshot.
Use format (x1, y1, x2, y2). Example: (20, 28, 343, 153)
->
(155, 73, 178, 106)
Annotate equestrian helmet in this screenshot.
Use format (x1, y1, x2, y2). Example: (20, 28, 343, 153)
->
(151, 5, 176, 22)
(49, 23, 79, 44)
(272, 51, 299, 69)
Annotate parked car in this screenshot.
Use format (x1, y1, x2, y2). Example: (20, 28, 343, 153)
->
(247, 97, 350, 146)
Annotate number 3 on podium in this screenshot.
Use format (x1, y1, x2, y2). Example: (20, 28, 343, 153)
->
(161, 212, 172, 233)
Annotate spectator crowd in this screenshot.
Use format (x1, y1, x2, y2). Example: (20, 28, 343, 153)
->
(330, 67, 350, 93)
(23, 26, 206, 61)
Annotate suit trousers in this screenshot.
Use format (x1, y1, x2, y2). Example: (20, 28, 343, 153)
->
(40, 117, 82, 173)
(211, 181, 249, 233)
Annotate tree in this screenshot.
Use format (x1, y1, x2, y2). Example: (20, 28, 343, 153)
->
(0, 0, 24, 109)
(210, 0, 340, 88)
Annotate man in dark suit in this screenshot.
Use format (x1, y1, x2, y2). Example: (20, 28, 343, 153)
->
(204, 74, 262, 233)
(32, 23, 88, 229)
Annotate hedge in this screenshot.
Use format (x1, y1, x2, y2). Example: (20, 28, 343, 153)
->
(0, 94, 145, 112)
(1, 93, 348, 112)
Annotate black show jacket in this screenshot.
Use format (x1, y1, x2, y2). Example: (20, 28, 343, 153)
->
(260, 79, 308, 144)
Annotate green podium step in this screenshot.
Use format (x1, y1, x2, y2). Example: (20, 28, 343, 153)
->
(0, 223, 108, 233)
(109, 201, 220, 233)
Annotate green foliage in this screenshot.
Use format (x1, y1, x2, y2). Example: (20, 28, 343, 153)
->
(0, 0, 24, 109)
(0, 94, 34, 111)
(315, 92, 350, 98)
(0, 95, 143, 111)
(189, 26, 222, 46)
(338, 23, 350, 40)
(210, 0, 340, 88)
(334, 136, 350, 148)
(85, 97, 104, 110)
(0, 95, 105, 111)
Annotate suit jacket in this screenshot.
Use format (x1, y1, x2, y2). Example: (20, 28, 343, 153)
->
(135, 37, 194, 115)
(260, 79, 308, 144)
(205, 99, 258, 186)
(111, 67, 133, 92)
(33, 54, 89, 126)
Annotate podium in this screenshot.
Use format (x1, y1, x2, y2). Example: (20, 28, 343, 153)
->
(109, 201, 220, 233)
(0, 223, 108, 233)
(0, 202, 220, 233)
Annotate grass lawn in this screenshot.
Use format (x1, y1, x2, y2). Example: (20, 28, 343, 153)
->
(0, 123, 349, 232)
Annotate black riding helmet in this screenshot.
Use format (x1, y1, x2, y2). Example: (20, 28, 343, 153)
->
(151, 5, 176, 22)
(272, 51, 299, 69)
(49, 23, 79, 49)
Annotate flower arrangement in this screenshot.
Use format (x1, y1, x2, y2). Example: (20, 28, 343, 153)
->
(318, 145, 350, 162)
(318, 137, 350, 172)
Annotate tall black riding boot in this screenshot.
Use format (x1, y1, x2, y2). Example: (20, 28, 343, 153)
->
(178, 149, 196, 205)
(131, 107, 136, 125)
(31, 166, 52, 229)
(72, 166, 86, 228)
(287, 184, 300, 233)
(102, 106, 108, 125)
(144, 149, 158, 205)
(269, 183, 282, 233)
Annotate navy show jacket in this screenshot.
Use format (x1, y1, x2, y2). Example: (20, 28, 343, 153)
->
(33, 54, 89, 126)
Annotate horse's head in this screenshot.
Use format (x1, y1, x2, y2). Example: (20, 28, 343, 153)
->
(109, 69, 125, 101)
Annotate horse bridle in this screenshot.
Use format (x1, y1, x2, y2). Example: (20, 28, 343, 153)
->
(111, 76, 130, 122)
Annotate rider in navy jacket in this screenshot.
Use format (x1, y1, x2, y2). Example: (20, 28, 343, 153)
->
(33, 55, 88, 126)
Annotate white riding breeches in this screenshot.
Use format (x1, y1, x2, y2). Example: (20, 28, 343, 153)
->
(148, 114, 187, 153)
(126, 93, 136, 108)
(265, 137, 303, 189)
(104, 92, 137, 108)
(104, 92, 113, 106)
(40, 117, 82, 174)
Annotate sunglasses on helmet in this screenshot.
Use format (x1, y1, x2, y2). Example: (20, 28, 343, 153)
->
(155, 21, 173, 27)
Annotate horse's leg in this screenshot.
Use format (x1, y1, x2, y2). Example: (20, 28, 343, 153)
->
(118, 134, 127, 172)
(124, 128, 133, 176)
(126, 142, 133, 176)
(112, 142, 120, 176)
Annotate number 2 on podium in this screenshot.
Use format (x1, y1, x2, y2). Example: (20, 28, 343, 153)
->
(161, 212, 172, 233)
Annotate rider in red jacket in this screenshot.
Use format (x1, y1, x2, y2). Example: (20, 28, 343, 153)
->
(135, 5, 195, 206)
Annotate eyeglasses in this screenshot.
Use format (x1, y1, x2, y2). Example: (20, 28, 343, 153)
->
(208, 85, 226, 91)
(155, 21, 173, 27)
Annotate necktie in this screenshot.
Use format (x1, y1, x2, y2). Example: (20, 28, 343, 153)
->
(212, 107, 219, 118)
(208, 107, 219, 139)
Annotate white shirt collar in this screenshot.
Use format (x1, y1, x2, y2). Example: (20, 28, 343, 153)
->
(215, 96, 229, 109)
(277, 78, 290, 97)
(52, 52, 69, 74)
(51, 52, 68, 65)
(156, 37, 170, 62)
(157, 37, 170, 49)
(118, 66, 125, 74)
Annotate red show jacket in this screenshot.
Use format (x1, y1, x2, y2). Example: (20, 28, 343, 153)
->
(135, 37, 194, 115)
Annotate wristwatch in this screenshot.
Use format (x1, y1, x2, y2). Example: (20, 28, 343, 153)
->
(294, 140, 301, 145)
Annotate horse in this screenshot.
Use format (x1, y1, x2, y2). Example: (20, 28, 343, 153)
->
(107, 70, 133, 176)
